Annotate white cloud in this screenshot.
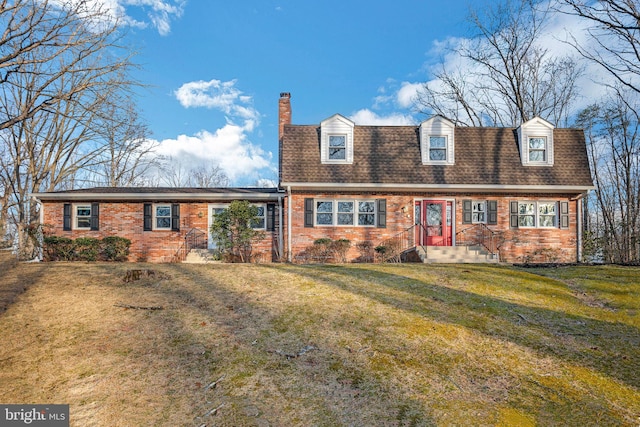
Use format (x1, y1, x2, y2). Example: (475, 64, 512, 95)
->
(350, 109, 415, 126)
(396, 82, 423, 109)
(174, 79, 260, 124)
(61, 0, 184, 35)
(153, 126, 274, 184)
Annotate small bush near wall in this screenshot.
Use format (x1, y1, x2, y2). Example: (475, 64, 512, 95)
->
(43, 236, 131, 262)
(74, 237, 101, 261)
(101, 237, 131, 261)
(296, 238, 351, 264)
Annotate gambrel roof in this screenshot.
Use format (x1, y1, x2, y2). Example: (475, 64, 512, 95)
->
(279, 124, 594, 193)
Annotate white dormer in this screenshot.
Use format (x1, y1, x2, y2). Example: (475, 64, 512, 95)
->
(320, 114, 355, 164)
(518, 117, 555, 166)
(419, 116, 455, 165)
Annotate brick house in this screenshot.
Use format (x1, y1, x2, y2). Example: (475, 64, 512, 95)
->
(278, 93, 594, 263)
(32, 92, 594, 263)
(32, 187, 283, 262)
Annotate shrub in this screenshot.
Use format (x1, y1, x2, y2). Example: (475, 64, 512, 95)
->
(356, 241, 374, 263)
(43, 236, 75, 261)
(74, 237, 101, 261)
(330, 238, 351, 263)
(101, 236, 131, 261)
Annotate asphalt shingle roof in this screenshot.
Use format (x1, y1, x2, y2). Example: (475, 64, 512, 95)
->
(280, 125, 594, 188)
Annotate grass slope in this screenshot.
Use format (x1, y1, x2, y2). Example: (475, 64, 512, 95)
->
(0, 260, 638, 426)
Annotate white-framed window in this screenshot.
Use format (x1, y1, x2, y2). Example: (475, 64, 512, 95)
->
(250, 204, 266, 230)
(315, 199, 377, 226)
(517, 201, 557, 228)
(74, 204, 92, 229)
(154, 204, 172, 230)
(538, 202, 557, 227)
(472, 201, 486, 223)
(528, 137, 547, 162)
(429, 136, 447, 161)
(328, 134, 347, 160)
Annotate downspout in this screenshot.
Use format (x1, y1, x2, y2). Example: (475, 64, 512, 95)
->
(278, 193, 284, 261)
(577, 197, 583, 263)
(571, 193, 586, 263)
(287, 185, 292, 262)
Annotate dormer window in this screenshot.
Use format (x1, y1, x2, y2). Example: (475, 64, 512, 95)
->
(429, 136, 448, 161)
(528, 137, 547, 162)
(420, 116, 455, 165)
(329, 135, 347, 160)
(518, 117, 554, 166)
(320, 114, 354, 164)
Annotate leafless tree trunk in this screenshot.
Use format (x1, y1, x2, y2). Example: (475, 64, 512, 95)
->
(415, 0, 583, 127)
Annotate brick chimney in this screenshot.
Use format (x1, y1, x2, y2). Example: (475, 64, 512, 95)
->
(278, 92, 291, 141)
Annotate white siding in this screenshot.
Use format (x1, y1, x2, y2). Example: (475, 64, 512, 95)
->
(419, 116, 455, 165)
(320, 114, 355, 164)
(518, 117, 554, 166)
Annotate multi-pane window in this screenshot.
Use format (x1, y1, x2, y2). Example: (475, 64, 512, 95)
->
(154, 204, 172, 229)
(517, 201, 557, 227)
(315, 199, 376, 226)
(429, 136, 447, 161)
(538, 202, 557, 227)
(316, 201, 334, 225)
(358, 201, 376, 226)
(518, 202, 536, 227)
(472, 201, 486, 223)
(75, 205, 92, 229)
(250, 205, 266, 229)
(329, 135, 346, 160)
(528, 137, 547, 162)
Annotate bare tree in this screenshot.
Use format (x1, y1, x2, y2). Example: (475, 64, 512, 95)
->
(416, 0, 583, 126)
(85, 93, 159, 187)
(576, 89, 640, 263)
(157, 158, 230, 187)
(0, 0, 138, 257)
(558, 0, 640, 95)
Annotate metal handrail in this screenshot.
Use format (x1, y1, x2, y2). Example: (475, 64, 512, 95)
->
(455, 223, 497, 256)
(376, 223, 428, 262)
(173, 228, 208, 262)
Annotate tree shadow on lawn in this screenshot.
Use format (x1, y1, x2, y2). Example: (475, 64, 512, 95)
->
(277, 264, 640, 391)
(103, 263, 437, 426)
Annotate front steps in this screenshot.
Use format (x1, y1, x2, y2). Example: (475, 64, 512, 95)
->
(183, 249, 220, 264)
(412, 245, 500, 263)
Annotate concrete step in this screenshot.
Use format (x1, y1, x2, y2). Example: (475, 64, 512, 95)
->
(415, 245, 499, 263)
(183, 249, 220, 264)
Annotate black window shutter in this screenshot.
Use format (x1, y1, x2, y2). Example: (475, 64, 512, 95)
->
(63, 203, 71, 231)
(304, 198, 314, 228)
(143, 203, 152, 231)
(266, 203, 275, 231)
(462, 199, 472, 224)
(90, 203, 100, 231)
(560, 201, 569, 229)
(377, 199, 386, 228)
(487, 200, 498, 225)
(510, 201, 519, 228)
(171, 203, 180, 231)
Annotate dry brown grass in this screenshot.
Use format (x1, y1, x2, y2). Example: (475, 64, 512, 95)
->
(0, 259, 639, 426)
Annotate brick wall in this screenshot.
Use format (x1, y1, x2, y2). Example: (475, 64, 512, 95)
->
(41, 201, 281, 263)
(285, 191, 582, 263)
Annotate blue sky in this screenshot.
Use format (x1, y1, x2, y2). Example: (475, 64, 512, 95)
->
(110, 0, 595, 186)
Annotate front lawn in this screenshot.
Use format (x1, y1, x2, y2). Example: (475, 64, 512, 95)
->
(0, 260, 638, 426)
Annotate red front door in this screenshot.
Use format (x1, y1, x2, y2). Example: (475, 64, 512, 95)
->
(415, 200, 452, 246)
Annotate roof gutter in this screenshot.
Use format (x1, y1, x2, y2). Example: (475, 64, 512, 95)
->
(280, 182, 595, 193)
(30, 191, 282, 202)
